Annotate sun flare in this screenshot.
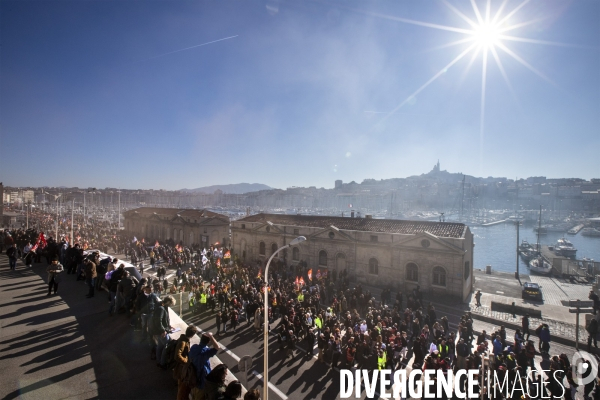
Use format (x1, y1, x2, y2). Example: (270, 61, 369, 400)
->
(473, 22, 501, 48)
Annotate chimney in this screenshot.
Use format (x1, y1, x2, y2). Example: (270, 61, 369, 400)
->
(366, 214, 372, 219)
(351, 211, 355, 218)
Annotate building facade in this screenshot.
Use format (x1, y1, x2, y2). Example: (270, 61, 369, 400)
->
(123, 207, 230, 248)
(231, 214, 474, 302)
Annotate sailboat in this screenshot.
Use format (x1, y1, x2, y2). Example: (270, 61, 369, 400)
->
(529, 206, 552, 275)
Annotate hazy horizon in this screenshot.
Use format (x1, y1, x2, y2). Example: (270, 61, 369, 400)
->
(2, 165, 597, 192)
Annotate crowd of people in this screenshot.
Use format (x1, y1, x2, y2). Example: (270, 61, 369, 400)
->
(3, 208, 600, 400)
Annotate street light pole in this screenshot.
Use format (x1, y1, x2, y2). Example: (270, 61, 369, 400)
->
(71, 198, 74, 245)
(118, 190, 121, 229)
(263, 234, 306, 400)
(83, 192, 86, 225)
(55, 197, 60, 239)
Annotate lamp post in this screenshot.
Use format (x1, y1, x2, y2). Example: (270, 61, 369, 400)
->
(26, 201, 31, 229)
(55, 194, 62, 239)
(263, 234, 306, 400)
(117, 190, 121, 229)
(71, 198, 75, 245)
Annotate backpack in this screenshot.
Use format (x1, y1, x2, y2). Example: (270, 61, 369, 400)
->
(142, 293, 158, 315)
(163, 338, 179, 370)
(177, 361, 197, 387)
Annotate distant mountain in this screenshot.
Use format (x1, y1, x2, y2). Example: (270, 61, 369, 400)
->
(183, 183, 272, 194)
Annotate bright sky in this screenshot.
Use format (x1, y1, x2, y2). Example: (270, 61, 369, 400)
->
(1, 0, 598, 190)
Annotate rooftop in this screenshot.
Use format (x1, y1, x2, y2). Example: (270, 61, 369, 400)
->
(238, 213, 467, 238)
(123, 207, 229, 222)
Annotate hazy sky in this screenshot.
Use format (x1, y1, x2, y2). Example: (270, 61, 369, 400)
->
(1, 0, 598, 190)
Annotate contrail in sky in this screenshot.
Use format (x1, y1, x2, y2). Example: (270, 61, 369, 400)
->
(139, 35, 238, 62)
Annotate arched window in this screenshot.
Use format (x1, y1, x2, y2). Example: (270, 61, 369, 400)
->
(432, 266, 447, 287)
(368, 258, 378, 275)
(173, 228, 177, 240)
(406, 263, 419, 282)
(271, 243, 278, 255)
(319, 250, 327, 266)
(179, 229, 183, 242)
(259, 242, 266, 255)
(292, 247, 300, 261)
(189, 232, 194, 245)
(464, 261, 470, 281)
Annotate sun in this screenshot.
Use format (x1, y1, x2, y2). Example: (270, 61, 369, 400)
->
(473, 22, 501, 48)
(347, 0, 574, 172)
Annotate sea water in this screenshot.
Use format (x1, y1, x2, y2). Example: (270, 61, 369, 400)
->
(472, 223, 600, 274)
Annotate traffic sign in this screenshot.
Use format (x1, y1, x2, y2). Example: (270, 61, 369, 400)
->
(569, 300, 594, 308)
(570, 308, 594, 313)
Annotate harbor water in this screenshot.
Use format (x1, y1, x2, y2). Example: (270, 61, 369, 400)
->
(471, 223, 600, 274)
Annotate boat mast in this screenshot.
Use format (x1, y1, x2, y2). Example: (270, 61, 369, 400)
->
(516, 218, 520, 280)
(537, 205, 542, 254)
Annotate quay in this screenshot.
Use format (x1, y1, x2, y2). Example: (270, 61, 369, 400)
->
(480, 219, 508, 226)
(568, 224, 585, 235)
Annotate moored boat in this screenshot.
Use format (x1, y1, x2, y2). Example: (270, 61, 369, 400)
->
(582, 228, 600, 237)
(555, 237, 577, 258)
(529, 257, 552, 275)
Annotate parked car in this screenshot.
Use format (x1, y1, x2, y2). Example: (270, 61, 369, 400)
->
(522, 282, 543, 301)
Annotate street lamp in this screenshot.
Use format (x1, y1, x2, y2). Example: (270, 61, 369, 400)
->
(117, 190, 121, 229)
(43, 192, 62, 239)
(263, 234, 306, 400)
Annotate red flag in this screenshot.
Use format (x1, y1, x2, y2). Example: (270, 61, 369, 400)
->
(224, 250, 231, 259)
(155, 241, 160, 247)
(299, 277, 305, 286)
(31, 232, 48, 252)
(216, 258, 221, 267)
(307, 269, 312, 280)
(295, 277, 299, 286)
(257, 268, 262, 278)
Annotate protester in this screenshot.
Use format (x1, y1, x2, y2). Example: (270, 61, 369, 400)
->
(152, 295, 176, 368)
(46, 255, 64, 295)
(84, 259, 97, 298)
(173, 325, 198, 400)
(189, 333, 221, 400)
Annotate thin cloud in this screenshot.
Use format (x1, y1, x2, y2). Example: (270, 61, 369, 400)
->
(135, 35, 238, 62)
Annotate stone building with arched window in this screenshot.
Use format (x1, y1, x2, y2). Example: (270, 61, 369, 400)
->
(231, 213, 474, 302)
(123, 207, 230, 248)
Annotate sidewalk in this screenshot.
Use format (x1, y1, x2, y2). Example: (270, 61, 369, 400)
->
(0, 253, 240, 400)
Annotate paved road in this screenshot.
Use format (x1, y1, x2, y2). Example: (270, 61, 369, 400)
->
(0, 254, 179, 400)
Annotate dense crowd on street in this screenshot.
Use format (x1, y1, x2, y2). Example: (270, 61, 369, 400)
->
(3, 209, 600, 400)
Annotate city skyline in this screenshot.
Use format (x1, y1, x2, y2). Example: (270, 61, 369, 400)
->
(1, 0, 598, 190)
(2, 160, 599, 192)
